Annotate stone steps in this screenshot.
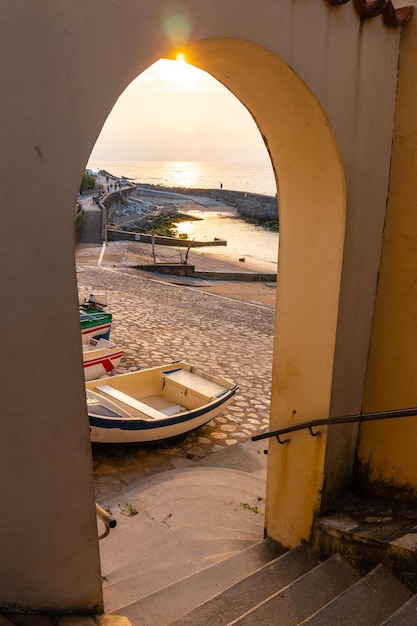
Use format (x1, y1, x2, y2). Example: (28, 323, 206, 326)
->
(227, 552, 362, 626)
(298, 565, 413, 625)
(104, 538, 256, 591)
(117, 539, 285, 625)
(169, 542, 322, 626)
(381, 594, 417, 624)
(110, 541, 415, 626)
(97, 466, 416, 625)
(100, 467, 266, 613)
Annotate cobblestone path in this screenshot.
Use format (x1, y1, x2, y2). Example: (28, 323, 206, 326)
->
(78, 266, 275, 503)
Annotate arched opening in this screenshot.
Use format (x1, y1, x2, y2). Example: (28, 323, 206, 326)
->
(83, 54, 278, 283)
(79, 53, 279, 497)
(82, 38, 346, 545)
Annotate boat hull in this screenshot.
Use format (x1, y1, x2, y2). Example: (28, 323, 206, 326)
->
(83, 338, 123, 381)
(86, 362, 238, 444)
(89, 393, 236, 444)
(80, 311, 112, 340)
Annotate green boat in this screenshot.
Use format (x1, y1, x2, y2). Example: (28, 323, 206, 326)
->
(80, 294, 112, 340)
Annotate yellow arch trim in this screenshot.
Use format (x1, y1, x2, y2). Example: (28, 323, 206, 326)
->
(177, 38, 346, 544)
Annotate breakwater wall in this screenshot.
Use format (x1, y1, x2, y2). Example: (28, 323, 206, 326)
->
(100, 184, 278, 242)
(135, 263, 276, 282)
(99, 186, 136, 239)
(106, 228, 226, 247)
(100, 186, 230, 246)
(139, 184, 279, 224)
(101, 186, 136, 214)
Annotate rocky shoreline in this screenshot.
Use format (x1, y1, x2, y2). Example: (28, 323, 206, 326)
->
(103, 183, 279, 239)
(137, 183, 279, 227)
(98, 167, 279, 232)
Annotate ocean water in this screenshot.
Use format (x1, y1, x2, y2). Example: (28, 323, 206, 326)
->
(88, 160, 279, 264)
(87, 160, 277, 197)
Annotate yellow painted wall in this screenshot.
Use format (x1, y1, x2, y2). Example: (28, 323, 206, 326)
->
(155, 37, 347, 545)
(357, 17, 417, 499)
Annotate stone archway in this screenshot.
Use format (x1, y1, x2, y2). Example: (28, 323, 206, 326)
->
(1, 0, 407, 612)
(83, 36, 347, 547)
(82, 35, 347, 547)
(1, 28, 347, 609)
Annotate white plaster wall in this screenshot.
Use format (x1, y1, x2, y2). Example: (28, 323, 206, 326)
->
(0, 0, 402, 608)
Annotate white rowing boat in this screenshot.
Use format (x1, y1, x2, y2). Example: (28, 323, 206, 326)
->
(86, 361, 238, 444)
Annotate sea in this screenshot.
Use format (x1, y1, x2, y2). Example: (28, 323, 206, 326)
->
(87, 160, 279, 264)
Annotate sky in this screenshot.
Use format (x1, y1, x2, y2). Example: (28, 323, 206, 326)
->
(89, 59, 270, 164)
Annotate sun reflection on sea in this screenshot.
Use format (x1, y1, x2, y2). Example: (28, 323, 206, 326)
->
(168, 161, 204, 188)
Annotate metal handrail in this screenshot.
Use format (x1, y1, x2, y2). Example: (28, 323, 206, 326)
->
(252, 406, 417, 445)
(96, 503, 117, 540)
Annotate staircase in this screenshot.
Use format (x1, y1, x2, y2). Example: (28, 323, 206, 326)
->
(78, 202, 102, 243)
(98, 465, 417, 625)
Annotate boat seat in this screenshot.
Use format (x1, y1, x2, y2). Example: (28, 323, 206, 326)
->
(96, 385, 165, 420)
(161, 368, 228, 399)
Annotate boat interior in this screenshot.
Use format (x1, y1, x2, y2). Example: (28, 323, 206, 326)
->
(85, 363, 234, 420)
